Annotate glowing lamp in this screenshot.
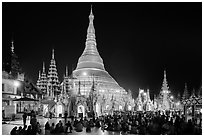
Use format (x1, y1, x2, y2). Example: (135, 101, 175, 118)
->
(140, 89, 144, 93)
(143, 92, 147, 96)
(82, 72, 87, 76)
(170, 96, 174, 99)
(176, 102, 180, 106)
(14, 80, 20, 87)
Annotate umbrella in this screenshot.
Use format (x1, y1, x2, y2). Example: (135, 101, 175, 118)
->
(13, 97, 39, 101)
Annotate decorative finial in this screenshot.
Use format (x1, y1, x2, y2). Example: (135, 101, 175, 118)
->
(11, 40, 14, 53)
(192, 88, 196, 96)
(66, 66, 68, 77)
(43, 62, 45, 73)
(185, 83, 187, 88)
(38, 70, 41, 79)
(89, 5, 94, 22)
(164, 70, 166, 78)
(52, 49, 55, 59)
(90, 5, 93, 15)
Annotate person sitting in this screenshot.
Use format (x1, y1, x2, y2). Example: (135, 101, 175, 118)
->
(50, 123, 55, 134)
(83, 117, 88, 124)
(36, 122, 41, 134)
(54, 122, 60, 134)
(45, 121, 50, 135)
(139, 123, 147, 135)
(83, 118, 88, 127)
(101, 119, 105, 132)
(20, 125, 27, 135)
(73, 118, 78, 127)
(26, 125, 32, 135)
(58, 120, 64, 133)
(80, 117, 83, 124)
(54, 120, 64, 134)
(95, 118, 101, 128)
(86, 121, 91, 132)
(68, 121, 73, 133)
(64, 122, 68, 133)
(75, 121, 83, 132)
(106, 121, 112, 131)
(65, 121, 72, 133)
(115, 121, 121, 132)
(10, 126, 18, 135)
(89, 119, 94, 127)
(16, 126, 22, 135)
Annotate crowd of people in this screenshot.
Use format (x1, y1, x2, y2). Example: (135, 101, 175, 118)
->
(43, 110, 202, 135)
(10, 110, 42, 135)
(101, 111, 202, 135)
(10, 110, 202, 135)
(44, 116, 101, 134)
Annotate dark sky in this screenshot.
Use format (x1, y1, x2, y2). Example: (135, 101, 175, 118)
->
(3, 2, 202, 99)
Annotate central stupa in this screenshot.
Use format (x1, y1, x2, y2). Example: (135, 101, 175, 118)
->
(73, 7, 125, 98)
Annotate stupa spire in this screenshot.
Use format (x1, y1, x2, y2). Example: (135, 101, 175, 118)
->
(182, 83, 189, 100)
(39, 61, 47, 96)
(84, 5, 97, 53)
(162, 70, 169, 91)
(47, 48, 59, 98)
(191, 88, 196, 96)
(36, 70, 41, 89)
(76, 5, 105, 71)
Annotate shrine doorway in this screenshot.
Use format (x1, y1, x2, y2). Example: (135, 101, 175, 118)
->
(56, 104, 63, 117)
(138, 105, 143, 111)
(77, 105, 85, 118)
(119, 105, 122, 111)
(95, 103, 101, 116)
(128, 105, 132, 111)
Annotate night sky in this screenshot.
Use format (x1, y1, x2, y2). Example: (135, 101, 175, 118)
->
(3, 2, 202, 99)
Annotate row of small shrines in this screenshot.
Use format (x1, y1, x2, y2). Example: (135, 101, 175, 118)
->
(40, 85, 135, 117)
(2, 70, 201, 119)
(34, 86, 201, 118)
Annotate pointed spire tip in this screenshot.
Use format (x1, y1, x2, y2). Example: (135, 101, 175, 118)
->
(66, 66, 68, 77)
(43, 62, 45, 73)
(52, 49, 55, 59)
(91, 4, 93, 14)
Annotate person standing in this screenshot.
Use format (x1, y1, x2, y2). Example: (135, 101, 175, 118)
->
(49, 111, 52, 119)
(64, 111, 68, 124)
(30, 115, 37, 134)
(22, 112, 27, 126)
